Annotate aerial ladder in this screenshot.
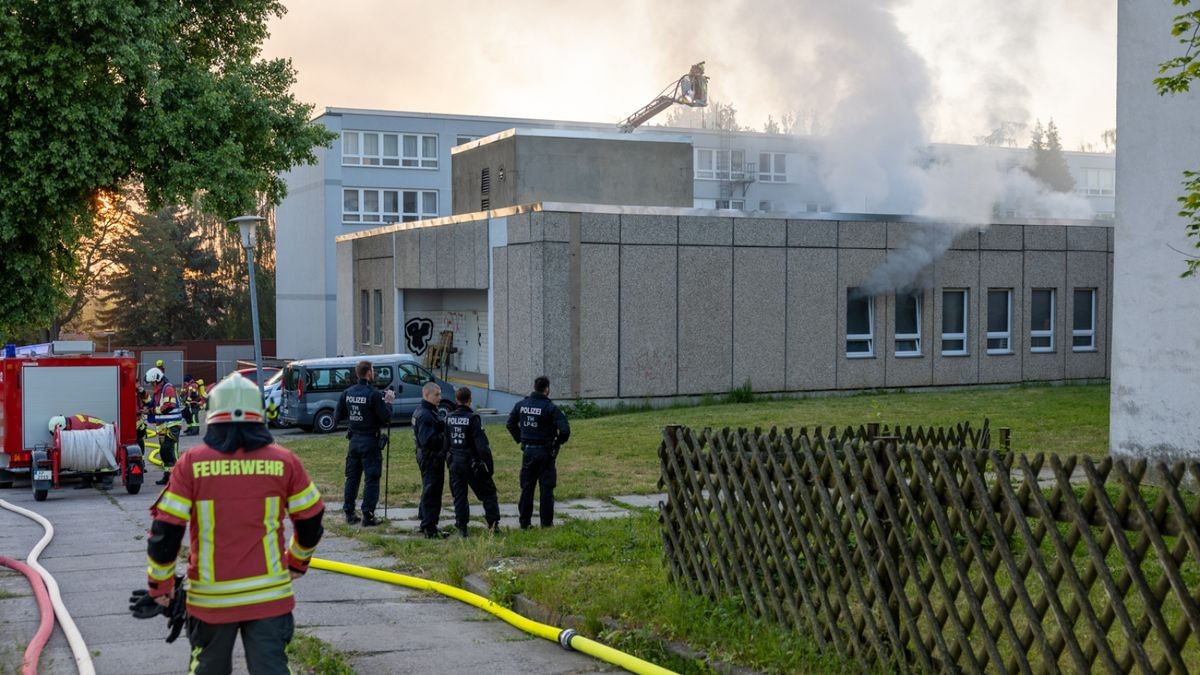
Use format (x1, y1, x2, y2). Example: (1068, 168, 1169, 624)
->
(617, 62, 709, 132)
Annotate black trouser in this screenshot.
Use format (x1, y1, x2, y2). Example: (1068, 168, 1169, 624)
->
(159, 425, 179, 469)
(416, 447, 446, 532)
(518, 445, 557, 528)
(186, 612, 294, 675)
(181, 405, 193, 426)
(343, 433, 382, 516)
(448, 455, 500, 532)
(188, 403, 202, 431)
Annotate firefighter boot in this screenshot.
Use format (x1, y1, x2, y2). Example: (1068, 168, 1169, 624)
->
(155, 470, 170, 486)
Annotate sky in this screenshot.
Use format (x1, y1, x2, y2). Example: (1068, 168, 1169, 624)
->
(261, 0, 1117, 150)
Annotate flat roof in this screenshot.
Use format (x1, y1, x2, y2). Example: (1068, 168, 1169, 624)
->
(451, 127, 693, 154)
(335, 202, 1112, 243)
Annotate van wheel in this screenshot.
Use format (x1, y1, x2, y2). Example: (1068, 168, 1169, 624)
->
(313, 410, 337, 434)
(34, 488, 48, 502)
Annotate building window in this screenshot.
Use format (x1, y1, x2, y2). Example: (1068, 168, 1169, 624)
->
(1079, 168, 1115, 196)
(986, 289, 1012, 354)
(1072, 288, 1096, 351)
(715, 199, 745, 210)
(360, 290, 370, 344)
(941, 289, 968, 356)
(343, 188, 438, 224)
(758, 152, 787, 182)
(846, 288, 874, 358)
(895, 290, 922, 357)
(758, 200, 772, 211)
(694, 148, 745, 180)
(455, 134, 480, 146)
(342, 131, 438, 169)
(373, 290, 383, 345)
(1030, 288, 1056, 352)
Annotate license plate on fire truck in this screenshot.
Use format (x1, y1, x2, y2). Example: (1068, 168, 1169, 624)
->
(33, 470, 52, 481)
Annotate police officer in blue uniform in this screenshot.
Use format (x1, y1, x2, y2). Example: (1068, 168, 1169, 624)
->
(506, 376, 571, 529)
(412, 382, 448, 538)
(445, 387, 500, 537)
(335, 360, 394, 526)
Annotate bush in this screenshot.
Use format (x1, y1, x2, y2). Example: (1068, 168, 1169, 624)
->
(562, 398, 603, 419)
(723, 380, 755, 404)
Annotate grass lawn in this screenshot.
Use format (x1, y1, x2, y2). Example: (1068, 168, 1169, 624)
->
(286, 382, 1109, 673)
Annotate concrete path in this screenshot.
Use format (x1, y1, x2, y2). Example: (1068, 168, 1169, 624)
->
(0, 430, 665, 674)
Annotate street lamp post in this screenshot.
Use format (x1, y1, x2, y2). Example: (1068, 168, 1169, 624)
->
(230, 215, 267, 404)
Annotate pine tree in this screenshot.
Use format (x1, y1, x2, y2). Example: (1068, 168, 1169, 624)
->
(100, 207, 227, 344)
(1028, 118, 1076, 193)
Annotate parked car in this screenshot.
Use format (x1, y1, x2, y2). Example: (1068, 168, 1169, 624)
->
(234, 366, 281, 385)
(279, 354, 455, 433)
(262, 369, 289, 428)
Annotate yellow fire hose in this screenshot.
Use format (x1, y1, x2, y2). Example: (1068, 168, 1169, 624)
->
(309, 557, 677, 675)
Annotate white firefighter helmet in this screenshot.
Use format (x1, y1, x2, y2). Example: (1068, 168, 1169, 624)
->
(145, 367, 164, 384)
(206, 373, 265, 424)
(48, 415, 67, 434)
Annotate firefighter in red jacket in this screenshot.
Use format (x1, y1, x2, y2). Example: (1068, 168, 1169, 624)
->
(142, 373, 324, 674)
(48, 413, 108, 432)
(146, 366, 184, 485)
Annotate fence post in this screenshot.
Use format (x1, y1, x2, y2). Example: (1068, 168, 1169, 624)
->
(874, 435, 902, 659)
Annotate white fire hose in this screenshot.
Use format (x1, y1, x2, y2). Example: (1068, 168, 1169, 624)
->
(58, 425, 119, 471)
(0, 499, 95, 675)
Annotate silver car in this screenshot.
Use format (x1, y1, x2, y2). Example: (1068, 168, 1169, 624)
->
(279, 354, 456, 433)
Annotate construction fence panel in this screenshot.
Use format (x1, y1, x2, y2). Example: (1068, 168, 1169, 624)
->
(658, 422, 1200, 674)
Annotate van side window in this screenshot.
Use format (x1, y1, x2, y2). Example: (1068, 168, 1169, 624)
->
(374, 366, 393, 389)
(399, 363, 427, 386)
(308, 367, 355, 392)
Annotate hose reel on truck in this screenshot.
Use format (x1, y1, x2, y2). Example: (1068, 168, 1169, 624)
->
(1, 350, 145, 501)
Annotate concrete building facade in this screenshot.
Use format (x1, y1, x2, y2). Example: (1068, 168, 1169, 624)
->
(339, 204, 1112, 401)
(276, 108, 1117, 361)
(1111, 1, 1200, 459)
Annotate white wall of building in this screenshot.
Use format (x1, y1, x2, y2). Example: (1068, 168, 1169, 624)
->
(1111, 0, 1200, 459)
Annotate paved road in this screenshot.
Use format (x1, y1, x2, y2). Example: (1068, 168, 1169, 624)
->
(0, 428, 653, 674)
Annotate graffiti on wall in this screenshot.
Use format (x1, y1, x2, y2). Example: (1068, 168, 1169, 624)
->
(404, 317, 433, 355)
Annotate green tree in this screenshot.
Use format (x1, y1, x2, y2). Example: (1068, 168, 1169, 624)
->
(100, 207, 228, 345)
(0, 1, 335, 338)
(1155, 0, 1200, 276)
(1027, 119, 1076, 193)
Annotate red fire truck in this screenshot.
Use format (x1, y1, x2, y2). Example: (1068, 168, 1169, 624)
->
(0, 345, 145, 500)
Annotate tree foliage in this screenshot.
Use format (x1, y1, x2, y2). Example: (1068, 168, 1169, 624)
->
(1027, 119, 1076, 193)
(1155, 0, 1200, 277)
(0, 1, 336, 337)
(99, 204, 277, 344)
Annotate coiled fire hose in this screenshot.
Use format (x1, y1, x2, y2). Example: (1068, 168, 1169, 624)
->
(310, 557, 677, 675)
(0, 499, 96, 675)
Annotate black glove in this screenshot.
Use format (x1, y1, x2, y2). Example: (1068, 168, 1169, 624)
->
(165, 581, 187, 643)
(128, 589, 164, 619)
(129, 577, 187, 643)
(378, 434, 389, 450)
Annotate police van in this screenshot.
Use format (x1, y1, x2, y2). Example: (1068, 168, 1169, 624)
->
(279, 354, 456, 433)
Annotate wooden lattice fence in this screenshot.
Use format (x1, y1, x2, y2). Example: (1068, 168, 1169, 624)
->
(658, 423, 1200, 673)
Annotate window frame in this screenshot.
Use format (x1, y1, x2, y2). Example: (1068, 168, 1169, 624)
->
(941, 288, 969, 356)
(894, 290, 923, 357)
(360, 290, 370, 345)
(715, 199, 745, 210)
(1072, 288, 1097, 352)
(694, 148, 745, 180)
(1029, 288, 1056, 353)
(986, 288, 1013, 355)
(758, 152, 787, 182)
(341, 130, 438, 169)
(342, 187, 439, 224)
(373, 290, 384, 345)
(846, 289, 875, 358)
